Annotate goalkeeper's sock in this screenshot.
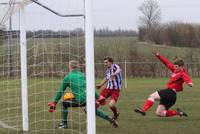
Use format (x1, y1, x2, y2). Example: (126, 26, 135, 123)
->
(62, 108, 68, 125)
(142, 98, 154, 112)
(96, 109, 110, 121)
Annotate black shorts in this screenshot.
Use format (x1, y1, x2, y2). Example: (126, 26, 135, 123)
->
(63, 99, 86, 108)
(158, 88, 177, 110)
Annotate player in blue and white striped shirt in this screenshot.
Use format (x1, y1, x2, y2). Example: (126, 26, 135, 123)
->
(105, 63, 123, 90)
(96, 57, 122, 121)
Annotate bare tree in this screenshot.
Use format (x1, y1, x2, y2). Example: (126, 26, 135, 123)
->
(138, 0, 161, 41)
(138, 0, 161, 29)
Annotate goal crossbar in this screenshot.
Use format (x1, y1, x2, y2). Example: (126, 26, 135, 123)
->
(30, 0, 84, 17)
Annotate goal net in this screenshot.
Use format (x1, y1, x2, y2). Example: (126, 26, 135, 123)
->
(0, 0, 95, 134)
(0, 0, 31, 29)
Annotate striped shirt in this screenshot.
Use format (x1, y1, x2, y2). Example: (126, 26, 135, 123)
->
(105, 64, 122, 90)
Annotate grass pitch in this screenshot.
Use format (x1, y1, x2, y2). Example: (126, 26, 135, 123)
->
(0, 78, 200, 134)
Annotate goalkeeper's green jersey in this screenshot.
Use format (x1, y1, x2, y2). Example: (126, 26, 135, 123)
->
(53, 70, 87, 104)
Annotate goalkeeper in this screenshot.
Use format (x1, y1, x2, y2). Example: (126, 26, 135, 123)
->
(48, 60, 118, 128)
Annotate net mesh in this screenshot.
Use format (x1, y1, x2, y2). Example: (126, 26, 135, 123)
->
(0, 30, 21, 133)
(0, 0, 31, 29)
(0, 0, 88, 133)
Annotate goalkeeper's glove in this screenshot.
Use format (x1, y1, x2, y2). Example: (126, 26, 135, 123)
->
(48, 102, 56, 112)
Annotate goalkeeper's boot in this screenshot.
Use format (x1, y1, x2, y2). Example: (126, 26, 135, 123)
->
(112, 112, 120, 120)
(176, 108, 188, 117)
(108, 117, 118, 128)
(134, 108, 146, 116)
(57, 122, 68, 129)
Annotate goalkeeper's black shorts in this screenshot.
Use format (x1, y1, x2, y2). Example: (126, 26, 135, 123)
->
(63, 99, 86, 108)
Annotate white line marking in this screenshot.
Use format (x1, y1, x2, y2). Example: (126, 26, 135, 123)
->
(0, 121, 19, 131)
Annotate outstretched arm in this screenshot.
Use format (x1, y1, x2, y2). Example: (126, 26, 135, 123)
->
(182, 72, 193, 87)
(53, 76, 70, 103)
(48, 75, 69, 112)
(154, 52, 175, 72)
(96, 78, 107, 89)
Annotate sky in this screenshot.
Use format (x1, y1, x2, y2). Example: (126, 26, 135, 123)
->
(7, 0, 200, 30)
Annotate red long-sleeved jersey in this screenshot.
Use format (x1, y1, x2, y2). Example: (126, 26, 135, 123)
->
(156, 54, 192, 92)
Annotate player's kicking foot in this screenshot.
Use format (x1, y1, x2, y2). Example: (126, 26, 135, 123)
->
(112, 112, 120, 120)
(134, 108, 146, 116)
(56, 122, 68, 129)
(109, 117, 118, 128)
(176, 108, 188, 117)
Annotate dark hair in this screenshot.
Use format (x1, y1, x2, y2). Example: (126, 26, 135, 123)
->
(104, 56, 113, 63)
(174, 58, 184, 67)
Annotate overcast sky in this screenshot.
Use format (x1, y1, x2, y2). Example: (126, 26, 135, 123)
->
(10, 0, 200, 30)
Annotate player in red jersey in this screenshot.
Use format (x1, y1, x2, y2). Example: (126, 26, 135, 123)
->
(134, 51, 193, 117)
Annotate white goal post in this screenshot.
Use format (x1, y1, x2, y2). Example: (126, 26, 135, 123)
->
(85, 0, 96, 133)
(0, 0, 31, 132)
(19, 5, 29, 132)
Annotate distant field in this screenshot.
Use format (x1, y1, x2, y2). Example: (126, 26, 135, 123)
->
(1, 36, 200, 78)
(1, 36, 200, 63)
(0, 78, 200, 134)
(94, 37, 200, 62)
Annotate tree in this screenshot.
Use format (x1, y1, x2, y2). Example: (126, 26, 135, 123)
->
(138, 0, 161, 41)
(138, 0, 161, 29)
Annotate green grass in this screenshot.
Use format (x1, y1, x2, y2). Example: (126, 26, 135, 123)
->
(97, 78, 200, 134)
(0, 78, 200, 134)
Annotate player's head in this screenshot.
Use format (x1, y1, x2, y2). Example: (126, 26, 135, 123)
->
(69, 60, 79, 71)
(173, 58, 184, 71)
(104, 57, 113, 68)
